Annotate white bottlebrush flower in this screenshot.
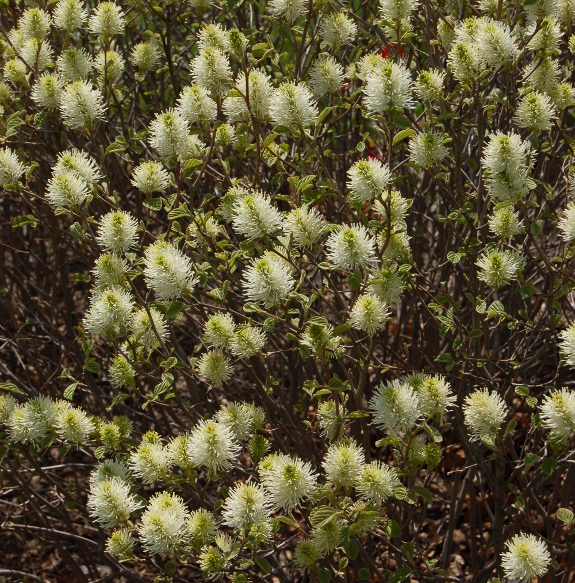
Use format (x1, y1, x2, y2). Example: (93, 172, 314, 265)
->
(130, 42, 161, 73)
(168, 434, 195, 470)
(448, 41, 482, 85)
(230, 325, 266, 358)
(4, 59, 28, 85)
(197, 350, 233, 386)
(242, 254, 295, 305)
(198, 23, 229, 52)
(55, 406, 94, 443)
(380, 0, 418, 20)
(83, 286, 134, 337)
(540, 389, 575, 443)
(482, 132, 532, 203)
(187, 419, 240, 473)
(55, 149, 101, 185)
(514, 91, 556, 132)
(130, 431, 170, 484)
(0, 394, 17, 425)
(177, 85, 217, 124)
(96, 211, 138, 253)
(527, 18, 561, 55)
(223, 70, 273, 123)
(557, 202, 575, 244)
(222, 483, 271, 531)
(106, 529, 135, 561)
(215, 123, 236, 147)
(525, 0, 559, 22)
(53, 0, 87, 32)
(309, 56, 344, 96)
(131, 308, 169, 351)
(143, 240, 195, 301)
(60, 81, 106, 130)
(313, 519, 343, 553)
(373, 190, 410, 224)
(268, 0, 307, 21)
(131, 161, 170, 195)
(0, 148, 25, 186)
(415, 375, 456, 420)
(89, 2, 125, 40)
(349, 293, 390, 336)
(523, 57, 560, 93)
(45, 172, 89, 208)
(550, 82, 575, 111)
(260, 453, 317, 509)
(369, 380, 421, 433)
(19, 8, 51, 40)
(270, 82, 318, 128)
(477, 20, 518, 67)
(293, 540, 321, 569)
(409, 132, 448, 167)
(90, 460, 132, 487)
(323, 439, 365, 487)
(88, 477, 142, 529)
(180, 134, 206, 161)
(364, 61, 414, 113)
(317, 399, 344, 440)
(215, 402, 260, 441)
(357, 461, 404, 503)
(559, 322, 575, 367)
(191, 47, 233, 97)
(368, 267, 406, 304)
(476, 248, 525, 289)
(20, 39, 54, 72)
(415, 69, 446, 101)
(501, 533, 551, 582)
(463, 388, 507, 442)
(381, 231, 411, 261)
(320, 12, 357, 50)
(203, 313, 235, 349)
(6, 396, 58, 443)
(326, 224, 377, 271)
(283, 205, 324, 246)
(139, 492, 191, 555)
(488, 206, 524, 239)
(148, 109, 191, 160)
(95, 50, 125, 84)
(232, 191, 282, 238)
(32, 73, 64, 110)
(188, 509, 217, 547)
(108, 355, 135, 388)
(57, 48, 94, 82)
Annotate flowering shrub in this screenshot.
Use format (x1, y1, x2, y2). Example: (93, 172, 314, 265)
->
(1, 0, 575, 581)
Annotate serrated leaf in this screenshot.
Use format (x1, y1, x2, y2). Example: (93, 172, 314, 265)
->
(435, 353, 453, 363)
(383, 519, 401, 538)
(411, 485, 433, 503)
(310, 505, 337, 527)
(143, 198, 162, 211)
(63, 383, 78, 400)
(318, 568, 331, 583)
(447, 251, 461, 263)
(341, 538, 359, 560)
(523, 453, 539, 473)
(556, 508, 574, 524)
(468, 328, 483, 339)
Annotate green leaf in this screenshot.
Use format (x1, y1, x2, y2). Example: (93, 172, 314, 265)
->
(341, 538, 359, 560)
(106, 135, 128, 154)
(0, 382, 21, 393)
(515, 385, 529, 396)
(468, 328, 483, 339)
(254, 558, 272, 574)
(347, 270, 362, 290)
(389, 568, 411, 583)
(435, 353, 453, 363)
(392, 115, 412, 129)
(264, 318, 276, 332)
(348, 410, 370, 419)
(556, 508, 574, 524)
(318, 568, 331, 583)
(393, 128, 416, 145)
(411, 485, 433, 503)
(383, 519, 401, 538)
(84, 358, 100, 374)
(165, 301, 185, 319)
(401, 542, 414, 564)
(358, 568, 371, 581)
(310, 505, 337, 527)
(542, 457, 557, 476)
(63, 383, 78, 401)
(523, 453, 539, 473)
(447, 251, 461, 263)
(327, 375, 349, 392)
(143, 198, 162, 211)
(332, 323, 351, 337)
(167, 205, 191, 220)
(11, 215, 36, 228)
